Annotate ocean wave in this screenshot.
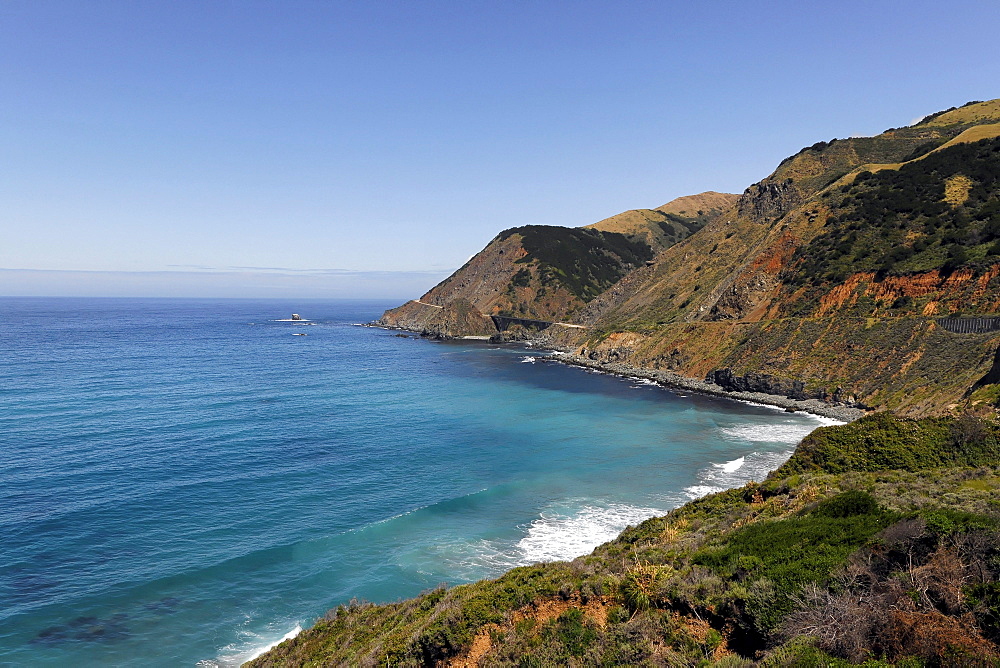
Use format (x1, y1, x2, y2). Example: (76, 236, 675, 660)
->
(520, 356, 537, 363)
(719, 421, 821, 444)
(517, 503, 664, 563)
(719, 455, 745, 473)
(201, 623, 302, 667)
(437, 501, 667, 578)
(684, 448, 795, 500)
(683, 484, 724, 499)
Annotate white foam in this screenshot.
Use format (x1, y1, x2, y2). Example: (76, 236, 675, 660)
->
(201, 623, 303, 667)
(434, 502, 668, 578)
(516, 502, 664, 564)
(719, 421, 819, 444)
(683, 484, 724, 499)
(684, 447, 797, 501)
(719, 456, 745, 473)
(520, 356, 537, 363)
(244, 625, 302, 662)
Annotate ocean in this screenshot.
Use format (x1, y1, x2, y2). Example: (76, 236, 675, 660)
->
(0, 298, 836, 666)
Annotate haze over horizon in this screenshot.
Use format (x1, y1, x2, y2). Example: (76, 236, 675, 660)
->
(3, 0, 998, 298)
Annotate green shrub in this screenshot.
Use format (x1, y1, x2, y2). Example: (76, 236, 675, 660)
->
(813, 490, 881, 518)
(552, 608, 597, 656)
(773, 413, 1000, 477)
(693, 492, 894, 632)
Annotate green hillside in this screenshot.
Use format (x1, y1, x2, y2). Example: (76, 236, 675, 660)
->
(248, 413, 1000, 666)
(339, 99, 1000, 667)
(789, 137, 1000, 294)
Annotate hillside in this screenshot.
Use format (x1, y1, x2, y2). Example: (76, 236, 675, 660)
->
(380, 100, 1000, 415)
(249, 413, 1000, 666)
(378, 197, 729, 338)
(248, 99, 1000, 667)
(378, 226, 655, 335)
(554, 100, 1000, 416)
(584, 192, 738, 250)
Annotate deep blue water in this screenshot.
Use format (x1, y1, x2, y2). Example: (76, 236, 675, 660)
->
(0, 298, 835, 666)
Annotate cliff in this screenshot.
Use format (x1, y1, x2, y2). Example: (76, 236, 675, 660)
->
(376, 198, 725, 339)
(252, 99, 1000, 666)
(379, 100, 1000, 415)
(559, 100, 1000, 416)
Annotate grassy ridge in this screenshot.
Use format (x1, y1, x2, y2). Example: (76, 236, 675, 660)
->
(773, 412, 1000, 476)
(248, 415, 1000, 667)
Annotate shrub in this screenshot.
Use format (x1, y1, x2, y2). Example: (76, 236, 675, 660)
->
(772, 413, 1000, 477)
(693, 492, 894, 632)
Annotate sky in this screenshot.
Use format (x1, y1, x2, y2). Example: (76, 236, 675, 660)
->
(2, 0, 998, 298)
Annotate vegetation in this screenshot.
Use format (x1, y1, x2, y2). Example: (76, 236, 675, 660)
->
(789, 137, 1000, 288)
(497, 225, 653, 301)
(657, 210, 717, 239)
(774, 412, 1000, 477)
(691, 491, 896, 634)
(250, 412, 1000, 667)
(770, 123, 968, 196)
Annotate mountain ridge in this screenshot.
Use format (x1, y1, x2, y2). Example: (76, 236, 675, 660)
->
(381, 98, 1000, 417)
(252, 99, 1000, 666)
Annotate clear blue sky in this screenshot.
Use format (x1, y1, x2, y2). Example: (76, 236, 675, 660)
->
(2, 0, 997, 298)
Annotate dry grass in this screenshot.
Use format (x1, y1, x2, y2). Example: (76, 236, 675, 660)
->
(921, 99, 1000, 127)
(944, 174, 974, 206)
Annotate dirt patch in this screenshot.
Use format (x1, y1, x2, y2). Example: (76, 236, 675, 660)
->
(446, 594, 612, 667)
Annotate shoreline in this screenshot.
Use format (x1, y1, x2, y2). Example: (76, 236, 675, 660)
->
(367, 322, 866, 422)
(241, 322, 864, 665)
(546, 353, 866, 422)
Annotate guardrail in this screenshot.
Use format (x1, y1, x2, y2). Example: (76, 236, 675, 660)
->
(937, 317, 1000, 334)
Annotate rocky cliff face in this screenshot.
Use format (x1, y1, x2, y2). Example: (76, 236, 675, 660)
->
(383, 99, 1000, 415)
(736, 180, 800, 223)
(379, 224, 657, 336)
(378, 298, 496, 339)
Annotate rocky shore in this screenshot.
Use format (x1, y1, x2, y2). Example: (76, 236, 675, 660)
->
(547, 352, 866, 422)
(370, 321, 866, 422)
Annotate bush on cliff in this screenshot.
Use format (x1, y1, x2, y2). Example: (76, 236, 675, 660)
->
(772, 412, 1000, 477)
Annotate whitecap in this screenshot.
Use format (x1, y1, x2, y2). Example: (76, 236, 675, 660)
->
(519, 356, 537, 363)
(433, 502, 667, 577)
(687, 448, 797, 500)
(517, 502, 664, 564)
(201, 623, 303, 667)
(719, 422, 820, 444)
(683, 484, 725, 499)
(719, 456, 745, 473)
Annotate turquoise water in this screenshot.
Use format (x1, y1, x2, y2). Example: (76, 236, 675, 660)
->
(0, 298, 834, 666)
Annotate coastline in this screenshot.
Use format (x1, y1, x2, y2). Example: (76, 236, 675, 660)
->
(368, 322, 866, 422)
(548, 352, 867, 422)
(248, 324, 872, 666)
